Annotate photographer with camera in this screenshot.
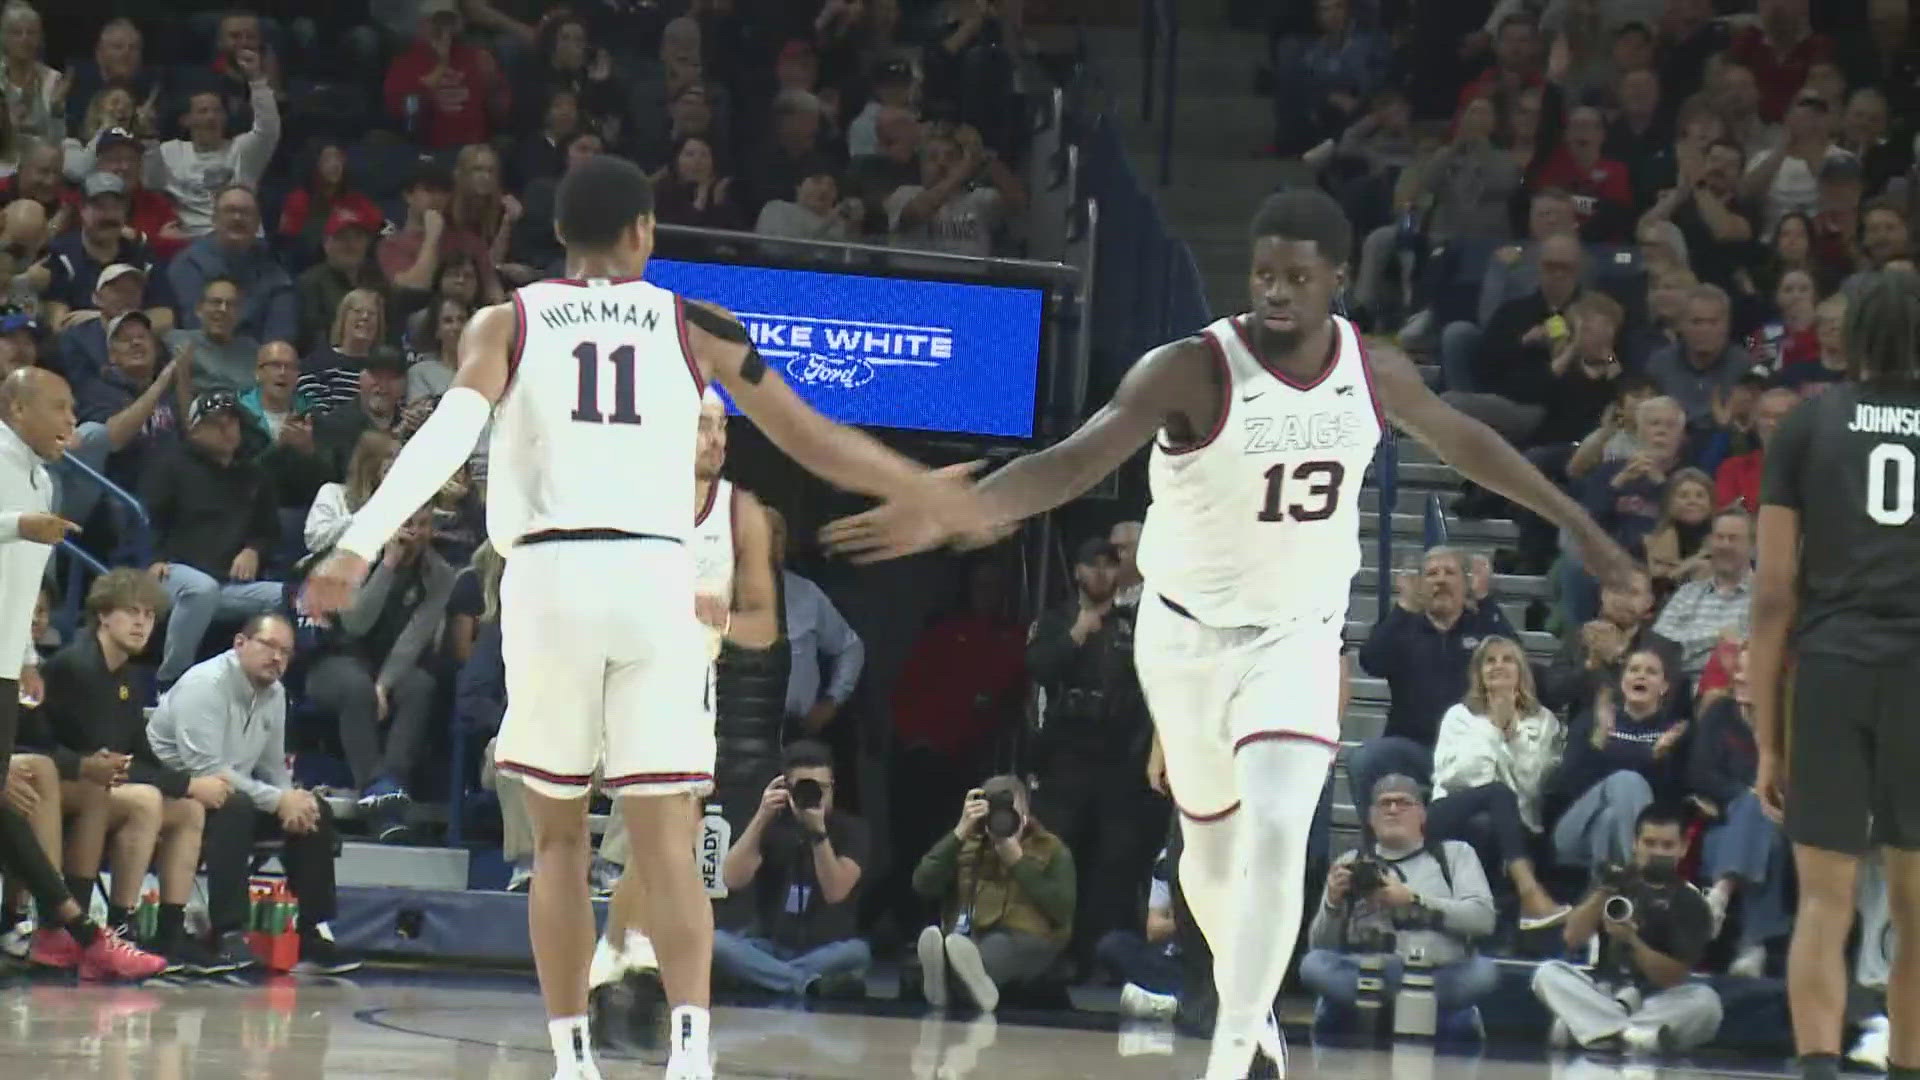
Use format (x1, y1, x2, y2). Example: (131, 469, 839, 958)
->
(711, 740, 871, 999)
(1300, 774, 1500, 1034)
(1532, 803, 1722, 1053)
(1026, 536, 1157, 966)
(912, 775, 1074, 1014)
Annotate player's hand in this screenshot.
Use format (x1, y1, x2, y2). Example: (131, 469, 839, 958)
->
(1754, 750, 1787, 823)
(301, 550, 371, 617)
(1571, 529, 1638, 598)
(14, 512, 79, 545)
(819, 461, 993, 563)
(953, 790, 989, 841)
(694, 592, 729, 631)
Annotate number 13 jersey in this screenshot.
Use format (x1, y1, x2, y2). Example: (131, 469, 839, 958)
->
(1136, 313, 1384, 631)
(488, 277, 704, 548)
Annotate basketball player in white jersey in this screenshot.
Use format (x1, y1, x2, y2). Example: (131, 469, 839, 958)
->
(302, 155, 981, 1080)
(589, 388, 780, 1018)
(824, 189, 1634, 1079)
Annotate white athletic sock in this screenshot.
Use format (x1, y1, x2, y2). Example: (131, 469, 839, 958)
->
(1203, 739, 1331, 1080)
(547, 1015, 600, 1079)
(624, 929, 658, 971)
(669, 1004, 710, 1058)
(588, 935, 624, 989)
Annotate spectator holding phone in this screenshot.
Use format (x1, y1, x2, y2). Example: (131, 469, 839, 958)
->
(713, 740, 871, 998)
(912, 775, 1074, 1013)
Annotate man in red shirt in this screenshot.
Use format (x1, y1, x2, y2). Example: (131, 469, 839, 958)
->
(1726, 0, 1833, 123)
(1713, 386, 1798, 512)
(382, 0, 509, 150)
(1457, 13, 1543, 113)
(1534, 107, 1635, 242)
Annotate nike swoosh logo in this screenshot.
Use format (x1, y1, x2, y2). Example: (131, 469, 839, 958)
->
(1335, 386, 1355, 396)
(1242, 392, 1266, 402)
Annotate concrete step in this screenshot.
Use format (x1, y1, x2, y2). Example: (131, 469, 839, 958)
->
(1382, 460, 1465, 490)
(1344, 619, 1559, 660)
(1360, 486, 1460, 516)
(1360, 511, 1516, 543)
(1352, 565, 1552, 600)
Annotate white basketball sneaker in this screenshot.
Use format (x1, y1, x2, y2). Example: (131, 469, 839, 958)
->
(587, 936, 625, 990)
(663, 1005, 714, 1080)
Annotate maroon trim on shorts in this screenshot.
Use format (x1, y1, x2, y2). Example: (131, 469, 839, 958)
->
(1175, 799, 1241, 823)
(1232, 730, 1342, 754)
(602, 771, 715, 789)
(495, 760, 595, 789)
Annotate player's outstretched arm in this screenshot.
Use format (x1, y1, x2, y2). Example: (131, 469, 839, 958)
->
(303, 304, 511, 614)
(820, 339, 1204, 561)
(685, 300, 931, 500)
(1365, 340, 1635, 589)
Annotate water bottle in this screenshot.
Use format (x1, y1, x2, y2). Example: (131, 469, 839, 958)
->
(1393, 961, 1438, 1038)
(698, 802, 730, 899)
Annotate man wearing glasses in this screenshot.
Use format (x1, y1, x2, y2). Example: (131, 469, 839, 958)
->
(147, 610, 359, 974)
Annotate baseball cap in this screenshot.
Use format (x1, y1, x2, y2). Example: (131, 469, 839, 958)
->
(82, 172, 127, 201)
(188, 389, 243, 428)
(418, 0, 460, 19)
(1820, 154, 1864, 184)
(325, 204, 380, 239)
(105, 310, 153, 341)
(0, 302, 38, 335)
(1074, 536, 1118, 567)
(363, 350, 408, 376)
(1371, 773, 1427, 806)
(95, 263, 147, 292)
(95, 128, 140, 157)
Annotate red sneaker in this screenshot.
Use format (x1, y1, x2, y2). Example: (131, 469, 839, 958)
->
(28, 927, 82, 969)
(79, 927, 168, 982)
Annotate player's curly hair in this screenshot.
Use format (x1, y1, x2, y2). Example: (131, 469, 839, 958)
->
(1248, 188, 1352, 267)
(1845, 269, 1920, 392)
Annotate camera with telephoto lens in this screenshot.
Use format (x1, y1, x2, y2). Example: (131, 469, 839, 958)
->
(984, 790, 1022, 839)
(789, 778, 824, 812)
(1348, 857, 1390, 898)
(1596, 862, 1636, 893)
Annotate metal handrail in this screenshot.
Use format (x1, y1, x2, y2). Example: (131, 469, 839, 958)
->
(55, 452, 151, 566)
(1138, 0, 1177, 185)
(1423, 493, 1451, 549)
(653, 222, 1080, 285)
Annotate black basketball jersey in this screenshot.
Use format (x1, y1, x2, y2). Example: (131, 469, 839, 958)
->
(1761, 383, 1920, 664)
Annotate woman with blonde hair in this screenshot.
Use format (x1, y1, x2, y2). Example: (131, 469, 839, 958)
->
(1641, 467, 1714, 597)
(297, 288, 404, 412)
(60, 85, 140, 179)
(448, 144, 530, 284)
(1428, 635, 1569, 926)
(302, 429, 400, 553)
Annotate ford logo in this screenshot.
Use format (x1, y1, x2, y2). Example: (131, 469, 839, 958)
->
(787, 352, 876, 390)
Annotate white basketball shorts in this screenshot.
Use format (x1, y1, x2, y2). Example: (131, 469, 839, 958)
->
(492, 537, 716, 800)
(1133, 594, 1342, 821)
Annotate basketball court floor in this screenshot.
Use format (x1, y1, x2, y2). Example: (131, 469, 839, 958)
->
(0, 969, 1813, 1079)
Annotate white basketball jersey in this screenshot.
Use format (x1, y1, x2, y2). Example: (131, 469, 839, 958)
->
(487, 278, 703, 547)
(1135, 313, 1384, 630)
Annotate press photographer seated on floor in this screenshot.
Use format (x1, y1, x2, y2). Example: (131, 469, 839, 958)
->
(1531, 802, 1721, 1054)
(1300, 774, 1499, 1037)
(713, 740, 872, 999)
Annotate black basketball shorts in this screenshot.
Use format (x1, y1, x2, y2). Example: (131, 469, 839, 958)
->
(1787, 653, 1920, 854)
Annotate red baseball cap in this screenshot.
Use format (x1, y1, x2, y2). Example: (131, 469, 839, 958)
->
(325, 205, 381, 239)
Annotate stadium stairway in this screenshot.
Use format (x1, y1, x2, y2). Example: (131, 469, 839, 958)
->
(1331, 438, 1556, 857)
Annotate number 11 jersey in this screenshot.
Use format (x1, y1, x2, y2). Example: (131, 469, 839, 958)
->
(1135, 313, 1384, 631)
(1761, 382, 1920, 664)
(488, 277, 704, 548)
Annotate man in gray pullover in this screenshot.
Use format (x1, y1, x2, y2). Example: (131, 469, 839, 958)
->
(1299, 774, 1500, 1031)
(148, 611, 357, 973)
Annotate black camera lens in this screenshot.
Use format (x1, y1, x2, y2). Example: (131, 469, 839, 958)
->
(984, 791, 1020, 839)
(1603, 895, 1635, 923)
(789, 778, 823, 811)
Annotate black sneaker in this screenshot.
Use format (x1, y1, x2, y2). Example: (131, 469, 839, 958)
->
(293, 932, 362, 975)
(199, 931, 258, 975)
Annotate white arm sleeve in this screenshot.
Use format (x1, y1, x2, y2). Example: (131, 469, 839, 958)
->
(336, 387, 492, 561)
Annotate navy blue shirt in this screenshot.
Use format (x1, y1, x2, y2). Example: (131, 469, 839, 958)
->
(1357, 601, 1518, 747)
(45, 233, 173, 314)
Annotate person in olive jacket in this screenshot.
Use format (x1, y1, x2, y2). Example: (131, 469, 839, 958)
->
(912, 775, 1074, 1014)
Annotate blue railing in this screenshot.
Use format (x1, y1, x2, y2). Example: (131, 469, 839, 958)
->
(1422, 493, 1451, 549)
(1139, 0, 1178, 185)
(49, 454, 152, 632)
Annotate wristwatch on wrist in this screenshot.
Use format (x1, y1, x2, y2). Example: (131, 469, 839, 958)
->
(807, 829, 829, 845)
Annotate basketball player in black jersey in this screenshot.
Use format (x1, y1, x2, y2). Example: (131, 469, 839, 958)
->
(1752, 270, 1920, 1080)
